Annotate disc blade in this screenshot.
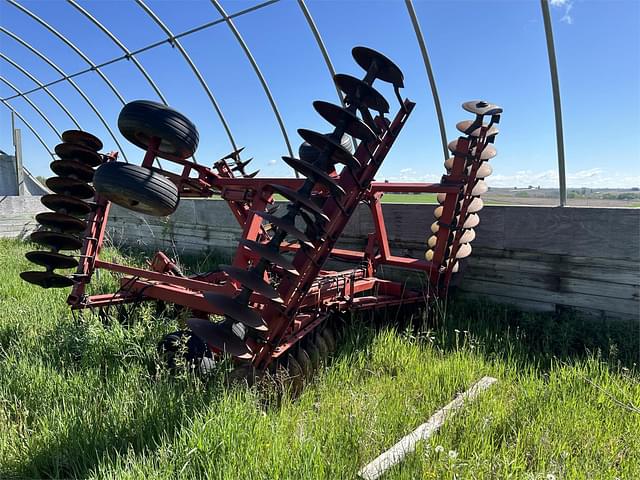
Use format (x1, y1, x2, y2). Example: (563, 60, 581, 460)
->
(352, 46, 404, 87)
(268, 184, 330, 222)
(186, 318, 253, 359)
(35, 212, 87, 233)
(281, 157, 345, 197)
(244, 170, 259, 178)
(239, 239, 299, 275)
(203, 292, 266, 329)
(297, 129, 361, 170)
(470, 180, 488, 196)
(30, 231, 82, 251)
(46, 177, 95, 199)
(461, 100, 503, 116)
(448, 140, 497, 160)
(313, 101, 376, 142)
(456, 120, 499, 138)
(20, 271, 74, 288)
(50, 159, 94, 183)
(54, 142, 102, 167)
(221, 265, 283, 304)
(231, 158, 252, 170)
(41, 194, 91, 216)
(334, 73, 389, 113)
(61, 130, 103, 151)
(253, 210, 314, 247)
(298, 209, 326, 241)
(475, 163, 493, 178)
(25, 251, 78, 269)
(221, 146, 245, 161)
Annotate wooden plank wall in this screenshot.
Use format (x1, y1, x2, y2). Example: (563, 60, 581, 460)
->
(3, 196, 638, 320)
(0, 196, 42, 238)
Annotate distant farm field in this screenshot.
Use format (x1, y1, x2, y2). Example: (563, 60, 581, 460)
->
(1, 238, 638, 479)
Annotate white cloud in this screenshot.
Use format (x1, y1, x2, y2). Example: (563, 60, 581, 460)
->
(550, 0, 574, 24)
(486, 168, 639, 188)
(267, 159, 277, 166)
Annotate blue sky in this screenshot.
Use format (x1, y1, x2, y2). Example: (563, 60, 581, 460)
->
(1, 0, 638, 188)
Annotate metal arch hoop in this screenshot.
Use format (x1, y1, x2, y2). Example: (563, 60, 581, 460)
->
(0, 1, 280, 102)
(7, 0, 126, 105)
(66, 0, 168, 106)
(135, 0, 239, 152)
(0, 75, 61, 138)
(65, 0, 170, 166)
(209, 0, 295, 168)
(0, 27, 129, 161)
(541, 0, 567, 206)
(0, 100, 55, 159)
(404, 0, 448, 162)
(0, 52, 82, 130)
(296, 0, 345, 108)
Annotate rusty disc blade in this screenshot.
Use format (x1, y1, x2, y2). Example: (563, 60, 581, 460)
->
(46, 176, 95, 199)
(456, 120, 499, 138)
(61, 130, 103, 151)
(55, 142, 102, 167)
(50, 159, 95, 183)
(297, 129, 361, 170)
(221, 265, 283, 304)
(25, 251, 78, 269)
(461, 100, 503, 117)
(313, 101, 376, 142)
(35, 212, 87, 233)
(20, 270, 74, 288)
(334, 73, 389, 113)
(41, 194, 91, 216)
(186, 318, 253, 359)
(203, 292, 266, 329)
(352, 46, 404, 87)
(281, 157, 345, 198)
(253, 210, 314, 247)
(268, 184, 330, 222)
(239, 239, 299, 275)
(30, 231, 82, 251)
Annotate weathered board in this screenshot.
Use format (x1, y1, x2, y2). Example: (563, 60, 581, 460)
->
(3, 195, 638, 321)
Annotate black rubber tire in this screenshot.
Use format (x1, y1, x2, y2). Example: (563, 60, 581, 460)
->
(118, 100, 199, 161)
(93, 161, 179, 216)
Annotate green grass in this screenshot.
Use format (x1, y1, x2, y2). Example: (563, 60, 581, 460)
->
(1, 238, 638, 479)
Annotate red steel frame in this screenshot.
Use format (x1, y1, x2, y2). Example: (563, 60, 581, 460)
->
(66, 98, 485, 368)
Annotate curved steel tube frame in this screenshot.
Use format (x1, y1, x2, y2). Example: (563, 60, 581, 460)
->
(210, 0, 295, 167)
(135, 0, 238, 152)
(541, 0, 567, 206)
(1, 0, 568, 203)
(0, 27, 129, 161)
(7, 0, 126, 105)
(0, 52, 82, 130)
(1, 99, 55, 159)
(405, 0, 448, 161)
(0, 75, 61, 138)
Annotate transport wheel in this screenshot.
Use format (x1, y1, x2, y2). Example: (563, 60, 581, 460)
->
(287, 354, 304, 397)
(316, 334, 329, 363)
(157, 330, 211, 373)
(321, 327, 336, 352)
(93, 161, 179, 216)
(305, 340, 321, 371)
(118, 100, 199, 161)
(296, 348, 313, 381)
